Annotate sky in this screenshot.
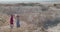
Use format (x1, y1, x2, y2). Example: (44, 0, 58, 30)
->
(0, 0, 60, 4)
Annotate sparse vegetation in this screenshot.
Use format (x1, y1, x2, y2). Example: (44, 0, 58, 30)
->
(0, 3, 60, 32)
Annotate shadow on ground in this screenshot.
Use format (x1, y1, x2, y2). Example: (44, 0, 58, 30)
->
(43, 18, 60, 29)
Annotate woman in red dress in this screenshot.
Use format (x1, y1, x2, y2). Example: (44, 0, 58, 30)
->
(10, 14, 14, 29)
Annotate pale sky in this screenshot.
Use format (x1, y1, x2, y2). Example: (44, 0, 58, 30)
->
(0, 0, 60, 4)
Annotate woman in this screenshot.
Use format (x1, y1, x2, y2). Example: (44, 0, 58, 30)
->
(10, 14, 14, 29)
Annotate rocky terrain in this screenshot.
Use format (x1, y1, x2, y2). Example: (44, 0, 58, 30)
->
(0, 3, 60, 32)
